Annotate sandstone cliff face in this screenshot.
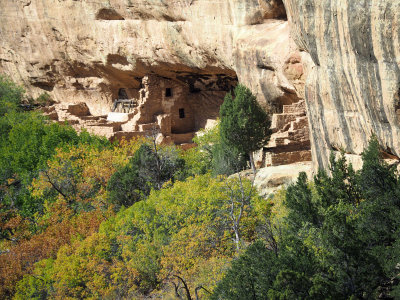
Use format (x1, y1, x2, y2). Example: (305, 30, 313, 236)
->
(0, 0, 300, 114)
(0, 0, 310, 164)
(284, 0, 400, 170)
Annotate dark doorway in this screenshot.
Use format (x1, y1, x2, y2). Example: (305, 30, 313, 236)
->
(165, 88, 172, 97)
(179, 108, 185, 119)
(118, 88, 128, 99)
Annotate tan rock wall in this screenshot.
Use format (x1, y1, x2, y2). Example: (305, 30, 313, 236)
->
(284, 0, 400, 170)
(7, 0, 400, 171)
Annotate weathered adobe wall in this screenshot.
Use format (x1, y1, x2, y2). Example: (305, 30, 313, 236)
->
(135, 75, 196, 134)
(44, 75, 224, 145)
(284, 0, 400, 170)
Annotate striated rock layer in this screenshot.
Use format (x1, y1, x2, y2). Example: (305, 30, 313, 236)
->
(284, 0, 400, 170)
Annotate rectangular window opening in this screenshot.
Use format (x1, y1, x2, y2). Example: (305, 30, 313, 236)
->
(179, 108, 185, 119)
(165, 88, 172, 97)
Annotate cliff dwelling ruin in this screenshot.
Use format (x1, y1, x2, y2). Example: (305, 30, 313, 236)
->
(42, 70, 311, 167)
(107, 74, 204, 146)
(43, 73, 237, 149)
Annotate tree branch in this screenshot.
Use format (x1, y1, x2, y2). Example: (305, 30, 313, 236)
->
(195, 285, 211, 300)
(173, 275, 192, 300)
(43, 170, 69, 201)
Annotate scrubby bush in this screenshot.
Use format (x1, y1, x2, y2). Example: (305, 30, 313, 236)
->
(35, 92, 53, 106)
(0, 75, 24, 117)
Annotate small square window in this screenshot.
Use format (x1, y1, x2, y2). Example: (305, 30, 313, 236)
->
(165, 88, 172, 97)
(179, 108, 185, 119)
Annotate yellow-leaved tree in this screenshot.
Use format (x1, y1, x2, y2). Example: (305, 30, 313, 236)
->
(15, 173, 265, 299)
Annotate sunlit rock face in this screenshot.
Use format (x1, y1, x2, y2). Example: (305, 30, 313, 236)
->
(0, 0, 310, 161)
(0, 0, 304, 112)
(284, 0, 400, 170)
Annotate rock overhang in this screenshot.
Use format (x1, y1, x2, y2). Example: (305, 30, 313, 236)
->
(1, 0, 312, 166)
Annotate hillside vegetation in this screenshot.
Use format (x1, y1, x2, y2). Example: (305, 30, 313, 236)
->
(1, 77, 400, 299)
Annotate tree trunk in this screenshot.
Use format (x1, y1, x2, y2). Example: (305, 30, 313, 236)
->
(234, 225, 240, 254)
(249, 151, 256, 176)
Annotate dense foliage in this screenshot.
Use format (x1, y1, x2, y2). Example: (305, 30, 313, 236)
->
(0, 76, 109, 221)
(2, 76, 400, 300)
(0, 77, 267, 299)
(183, 122, 247, 176)
(213, 138, 400, 299)
(107, 143, 185, 208)
(0, 77, 111, 298)
(15, 174, 263, 299)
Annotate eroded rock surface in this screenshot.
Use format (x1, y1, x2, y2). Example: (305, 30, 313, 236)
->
(237, 161, 312, 198)
(0, 0, 310, 162)
(284, 0, 400, 170)
(4, 0, 400, 172)
(0, 0, 295, 112)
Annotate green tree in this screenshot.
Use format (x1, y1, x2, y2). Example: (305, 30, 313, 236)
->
(211, 240, 277, 300)
(16, 174, 260, 298)
(355, 137, 400, 297)
(107, 143, 185, 208)
(219, 84, 271, 174)
(0, 112, 109, 219)
(183, 120, 247, 176)
(0, 76, 110, 243)
(213, 138, 400, 299)
(183, 123, 220, 176)
(106, 145, 148, 208)
(284, 172, 320, 229)
(211, 142, 247, 176)
(0, 75, 24, 117)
